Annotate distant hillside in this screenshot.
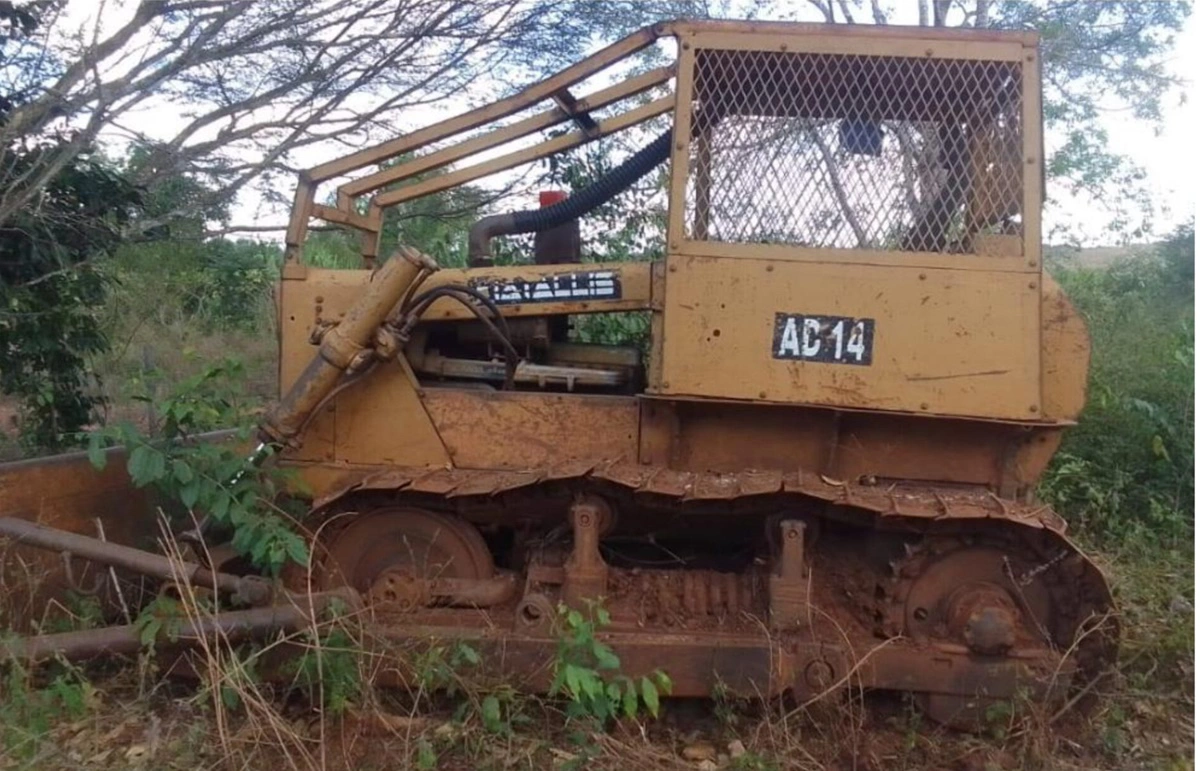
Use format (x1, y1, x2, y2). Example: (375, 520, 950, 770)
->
(1044, 242, 1157, 269)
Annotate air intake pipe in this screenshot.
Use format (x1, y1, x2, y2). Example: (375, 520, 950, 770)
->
(467, 129, 673, 267)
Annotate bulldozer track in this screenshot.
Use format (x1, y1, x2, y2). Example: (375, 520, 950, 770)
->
(304, 462, 1116, 675)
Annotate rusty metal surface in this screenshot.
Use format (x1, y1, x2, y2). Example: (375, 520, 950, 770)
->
(0, 442, 164, 536)
(263, 246, 433, 446)
(334, 620, 1066, 706)
(0, 434, 233, 629)
(421, 390, 639, 471)
(0, 516, 275, 606)
(312, 462, 1066, 532)
(1040, 273, 1091, 421)
(311, 506, 506, 616)
(36, 19, 1100, 727)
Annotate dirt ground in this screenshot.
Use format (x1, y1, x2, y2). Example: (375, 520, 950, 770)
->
(0, 608, 1191, 771)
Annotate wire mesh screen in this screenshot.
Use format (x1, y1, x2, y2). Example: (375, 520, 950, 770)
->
(684, 49, 1024, 253)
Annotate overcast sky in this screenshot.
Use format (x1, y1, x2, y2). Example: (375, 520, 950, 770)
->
(1061, 5, 1195, 240)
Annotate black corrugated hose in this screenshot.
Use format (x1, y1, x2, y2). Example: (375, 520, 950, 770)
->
(467, 129, 673, 265)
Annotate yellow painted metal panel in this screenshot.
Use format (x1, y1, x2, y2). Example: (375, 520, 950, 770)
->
(658, 254, 1041, 420)
(332, 359, 450, 468)
(422, 390, 638, 469)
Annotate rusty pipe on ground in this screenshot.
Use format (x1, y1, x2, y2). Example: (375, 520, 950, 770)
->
(2, 590, 360, 663)
(0, 517, 275, 606)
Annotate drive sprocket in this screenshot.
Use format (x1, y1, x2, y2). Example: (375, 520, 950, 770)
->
(878, 526, 1117, 727)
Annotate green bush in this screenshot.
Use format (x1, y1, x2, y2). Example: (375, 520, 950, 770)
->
(109, 238, 278, 333)
(86, 360, 307, 574)
(1042, 228, 1194, 547)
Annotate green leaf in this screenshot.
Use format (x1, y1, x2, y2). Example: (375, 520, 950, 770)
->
(179, 480, 200, 509)
(456, 643, 481, 666)
(579, 672, 600, 700)
(481, 695, 502, 731)
(86, 434, 107, 470)
(127, 445, 165, 487)
(220, 685, 241, 710)
(549, 667, 567, 697)
(172, 459, 194, 484)
(622, 681, 638, 719)
(416, 739, 436, 770)
(564, 665, 582, 700)
(640, 676, 660, 718)
(284, 535, 309, 567)
(593, 641, 619, 671)
(138, 617, 162, 647)
(211, 491, 231, 521)
(653, 670, 673, 695)
(250, 535, 269, 565)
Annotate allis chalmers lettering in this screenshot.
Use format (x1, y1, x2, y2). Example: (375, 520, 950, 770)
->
(472, 270, 621, 306)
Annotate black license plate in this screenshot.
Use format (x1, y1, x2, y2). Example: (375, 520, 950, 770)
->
(772, 313, 875, 365)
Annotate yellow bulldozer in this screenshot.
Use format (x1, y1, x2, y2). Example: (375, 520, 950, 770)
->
(0, 20, 1115, 728)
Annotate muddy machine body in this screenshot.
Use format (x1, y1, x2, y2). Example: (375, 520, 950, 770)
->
(2, 21, 1113, 726)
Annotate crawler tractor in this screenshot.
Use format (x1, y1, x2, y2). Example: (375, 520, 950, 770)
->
(0, 20, 1115, 727)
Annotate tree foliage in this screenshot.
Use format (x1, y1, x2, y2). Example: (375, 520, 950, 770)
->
(1042, 225, 1195, 546)
(0, 0, 671, 233)
(0, 4, 142, 451)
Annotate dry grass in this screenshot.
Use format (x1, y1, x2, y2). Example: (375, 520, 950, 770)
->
(0, 538, 1191, 771)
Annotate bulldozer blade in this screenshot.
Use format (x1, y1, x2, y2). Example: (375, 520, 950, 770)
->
(0, 431, 233, 629)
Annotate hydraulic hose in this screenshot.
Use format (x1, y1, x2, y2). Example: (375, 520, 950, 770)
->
(467, 129, 673, 265)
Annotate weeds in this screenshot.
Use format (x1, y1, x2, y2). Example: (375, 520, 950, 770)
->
(549, 602, 672, 725)
(85, 361, 308, 575)
(1044, 244, 1194, 547)
(288, 626, 363, 716)
(0, 662, 94, 762)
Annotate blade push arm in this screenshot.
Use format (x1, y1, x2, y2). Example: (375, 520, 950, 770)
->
(260, 247, 437, 447)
